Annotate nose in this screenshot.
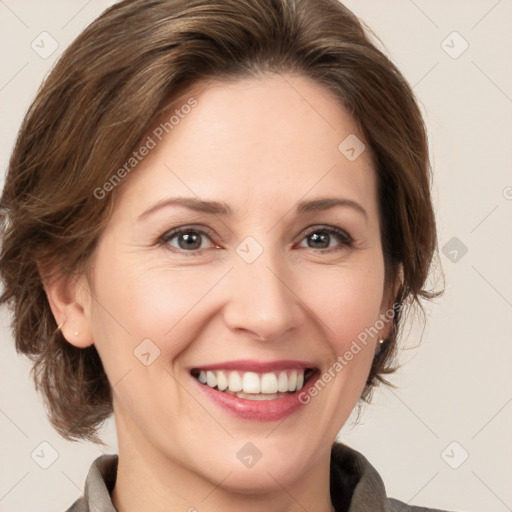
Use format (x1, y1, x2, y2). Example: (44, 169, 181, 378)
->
(222, 246, 300, 342)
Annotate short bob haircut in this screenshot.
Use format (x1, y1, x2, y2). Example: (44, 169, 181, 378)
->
(0, 0, 439, 443)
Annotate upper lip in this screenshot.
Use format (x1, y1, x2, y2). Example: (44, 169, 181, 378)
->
(190, 359, 317, 373)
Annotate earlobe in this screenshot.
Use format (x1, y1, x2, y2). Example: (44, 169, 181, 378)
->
(40, 267, 94, 349)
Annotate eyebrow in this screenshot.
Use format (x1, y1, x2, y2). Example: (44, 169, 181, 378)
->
(296, 197, 367, 219)
(138, 197, 232, 220)
(138, 196, 367, 220)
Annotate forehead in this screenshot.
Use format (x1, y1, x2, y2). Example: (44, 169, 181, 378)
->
(113, 73, 377, 219)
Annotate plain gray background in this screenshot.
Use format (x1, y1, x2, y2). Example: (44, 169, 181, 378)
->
(1, 1, 511, 511)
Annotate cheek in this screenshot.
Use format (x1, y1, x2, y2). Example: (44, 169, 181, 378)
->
(89, 251, 228, 364)
(305, 262, 386, 354)
(293, 263, 385, 430)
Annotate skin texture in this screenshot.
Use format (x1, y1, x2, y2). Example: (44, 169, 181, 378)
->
(45, 73, 394, 512)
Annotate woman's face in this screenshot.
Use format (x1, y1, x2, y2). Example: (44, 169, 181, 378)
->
(83, 73, 391, 491)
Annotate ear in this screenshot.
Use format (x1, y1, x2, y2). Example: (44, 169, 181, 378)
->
(39, 265, 94, 348)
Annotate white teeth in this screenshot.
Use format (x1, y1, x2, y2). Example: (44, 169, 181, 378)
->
(277, 371, 288, 392)
(228, 371, 243, 392)
(206, 371, 217, 388)
(287, 371, 297, 392)
(195, 368, 309, 395)
(242, 372, 261, 393)
(236, 392, 282, 400)
(296, 371, 304, 390)
(261, 373, 278, 394)
(217, 370, 228, 391)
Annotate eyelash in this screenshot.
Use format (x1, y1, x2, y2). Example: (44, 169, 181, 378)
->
(159, 224, 353, 256)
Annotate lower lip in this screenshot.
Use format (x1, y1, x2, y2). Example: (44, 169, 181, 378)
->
(193, 372, 319, 422)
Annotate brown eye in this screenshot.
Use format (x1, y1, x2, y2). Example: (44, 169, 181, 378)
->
(299, 227, 352, 251)
(161, 228, 214, 253)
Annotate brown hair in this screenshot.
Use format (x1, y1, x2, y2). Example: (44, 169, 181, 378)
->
(0, 0, 439, 442)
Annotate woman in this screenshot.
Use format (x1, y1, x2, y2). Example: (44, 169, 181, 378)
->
(0, 0, 448, 510)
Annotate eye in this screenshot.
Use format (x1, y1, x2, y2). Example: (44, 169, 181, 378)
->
(159, 224, 352, 255)
(160, 226, 216, 254)
(297, 226, 352, 251)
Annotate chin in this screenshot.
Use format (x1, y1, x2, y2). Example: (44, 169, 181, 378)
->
(189, 441, 317, 495)
(206, 462, 303, 495)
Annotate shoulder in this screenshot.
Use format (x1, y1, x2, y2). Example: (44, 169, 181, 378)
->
(330, 442, 454, 512)
(64, 497, 87, 512)
(64, 454, 118, 512)
(388, 498, 453, 511)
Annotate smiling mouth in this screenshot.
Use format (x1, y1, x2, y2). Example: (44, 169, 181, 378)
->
(190, 368, 317, 401)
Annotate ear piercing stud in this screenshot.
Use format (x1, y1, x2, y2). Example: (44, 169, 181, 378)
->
(56, 322, 79, 336)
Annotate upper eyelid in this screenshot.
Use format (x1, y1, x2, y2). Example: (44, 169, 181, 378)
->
(161, 224, 216, 238)
(301, 224, 351, 238)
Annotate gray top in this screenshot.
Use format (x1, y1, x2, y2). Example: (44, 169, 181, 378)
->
(65, 442, 453, 512)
